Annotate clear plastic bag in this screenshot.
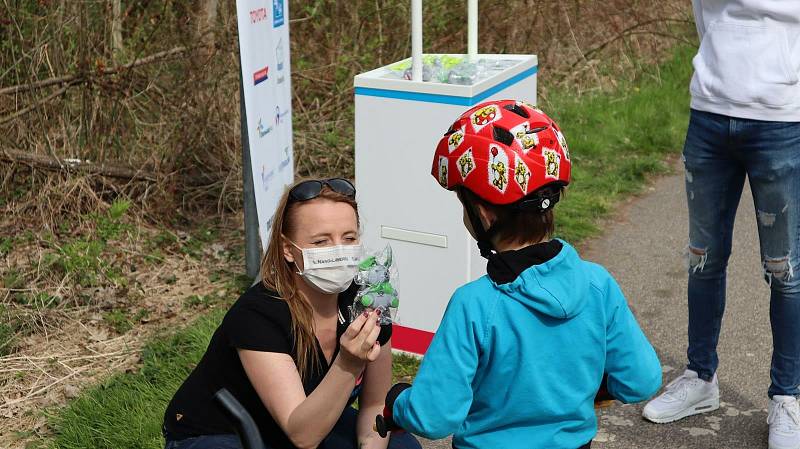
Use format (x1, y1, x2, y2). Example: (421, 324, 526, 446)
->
(386, 55, 520, 85)
(349, 245, 399, 325)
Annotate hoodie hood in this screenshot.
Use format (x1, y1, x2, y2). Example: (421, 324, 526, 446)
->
(493, 240, 589, 319)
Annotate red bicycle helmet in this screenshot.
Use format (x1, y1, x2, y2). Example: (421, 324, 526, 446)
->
(431, 99, 571, 207)
(431, 99, 571, 257)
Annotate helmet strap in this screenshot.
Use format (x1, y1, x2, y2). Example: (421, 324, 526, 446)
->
(464, 201, 521, 282)
(462, 194, 497, 259)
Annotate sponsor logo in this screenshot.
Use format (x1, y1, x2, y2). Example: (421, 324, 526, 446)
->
(275, 39, 286, 84)
(489, 145, 508, 193)
(272, 0, 285, 27)
(276, 39, 285, 71)
(310, 255, 355, 265)
(250, 7, 268, 23)
(253, 66, 269, 85)
(278, 146, 291, 171)
(261, 165, 275, 191)
(257, 118, 273, 137)
(275, 105, 290, 125)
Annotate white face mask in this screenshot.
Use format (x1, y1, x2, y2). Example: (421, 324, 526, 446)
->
(289, 240, 363, 294)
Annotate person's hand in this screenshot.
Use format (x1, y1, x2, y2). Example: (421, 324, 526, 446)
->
(336, 309, 382, 373)
(375, 383, 411, 438)
(594, 373, 615, 408)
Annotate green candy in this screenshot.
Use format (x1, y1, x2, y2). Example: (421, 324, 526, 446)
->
(360, 295, 374, 307)
(358, 256, 377, 271)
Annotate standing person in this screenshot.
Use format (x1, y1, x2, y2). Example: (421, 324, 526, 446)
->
(162, 178, 421, 449)
(642, 2, 800, 449)
(377, 100, 662, 448)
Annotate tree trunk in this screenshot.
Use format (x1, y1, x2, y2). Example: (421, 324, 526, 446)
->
(0, 149, 158, 182)
(111, 0, 124, 62)
(198, 0, 219, 49)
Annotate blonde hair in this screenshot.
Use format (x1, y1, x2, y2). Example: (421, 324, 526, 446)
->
(260, 180, 359, 381)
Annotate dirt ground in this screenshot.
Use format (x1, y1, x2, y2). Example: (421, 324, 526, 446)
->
(0, 216, 246, 447)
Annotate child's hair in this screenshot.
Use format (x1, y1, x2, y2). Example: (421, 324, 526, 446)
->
(260, 180, 359, 381)
(459, 187, 563, 246)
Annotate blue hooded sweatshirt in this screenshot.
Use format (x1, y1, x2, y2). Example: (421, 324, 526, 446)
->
(393, 240, 661, 449)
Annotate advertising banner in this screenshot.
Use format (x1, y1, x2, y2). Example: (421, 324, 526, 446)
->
(236, 0, 293, 248)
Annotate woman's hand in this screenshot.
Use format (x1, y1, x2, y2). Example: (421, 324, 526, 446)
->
(240, 311, 384, 449)
(336, 309, 382, 373)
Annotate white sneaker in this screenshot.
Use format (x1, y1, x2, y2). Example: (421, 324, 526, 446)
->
(768, 395, 800, 449)
(642, 369, 719, 423)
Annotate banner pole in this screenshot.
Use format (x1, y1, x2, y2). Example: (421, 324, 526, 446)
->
(239, 68, 260, 280)
(411, 0, 423, 81)
(468, 0, 478, 60)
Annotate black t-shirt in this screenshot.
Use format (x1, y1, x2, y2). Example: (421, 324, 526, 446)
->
(163, 282, 392, 448)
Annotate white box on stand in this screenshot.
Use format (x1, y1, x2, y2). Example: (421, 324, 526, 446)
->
(354, 54, 537, 355)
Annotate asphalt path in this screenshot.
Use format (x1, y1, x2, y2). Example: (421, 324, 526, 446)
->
(585, 160, 773, 449)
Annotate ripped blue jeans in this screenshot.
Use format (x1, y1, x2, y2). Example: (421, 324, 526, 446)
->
(683, 109, 800, 397)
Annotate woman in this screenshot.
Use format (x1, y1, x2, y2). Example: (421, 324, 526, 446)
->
(163, 178, 420, 449)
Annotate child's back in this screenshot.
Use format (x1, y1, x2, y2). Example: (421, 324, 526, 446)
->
(392, 239, 661, 448)
(382, 100, 661, 448)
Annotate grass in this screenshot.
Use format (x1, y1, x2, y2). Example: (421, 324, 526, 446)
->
(547, 44, 694, 242)
(0, 305, 18, 356)
(50, 309, 226, 449)
(46, 45, 694, 448)
(49, 306, 423, 449)
(34, 199, 132, 293)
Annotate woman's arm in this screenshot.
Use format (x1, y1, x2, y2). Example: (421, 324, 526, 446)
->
(239, 310, 383, 449)
(357, 339, 392, 449)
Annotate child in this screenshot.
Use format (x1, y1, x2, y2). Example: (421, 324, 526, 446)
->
(378, 100, 662, 449)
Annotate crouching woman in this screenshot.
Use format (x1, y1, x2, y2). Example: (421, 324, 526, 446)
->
(163, 178, 421, 449)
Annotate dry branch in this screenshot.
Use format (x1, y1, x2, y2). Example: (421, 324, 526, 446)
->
(0, 148, 158, 182)
(560, 17, 694, 77)
(0, 80, 81, 125)
(0, 46, 191, 96)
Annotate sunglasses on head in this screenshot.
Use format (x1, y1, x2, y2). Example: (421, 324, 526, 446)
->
(288, 178, 356, 203)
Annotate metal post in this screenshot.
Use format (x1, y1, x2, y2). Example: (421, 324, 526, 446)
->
(240, 70, 261, 279)
(468, 0, 478, 60)
(411, 0, 423, 82)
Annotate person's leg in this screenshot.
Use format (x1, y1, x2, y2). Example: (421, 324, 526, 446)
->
(164, 434, 242, 449)
(737, 118, 800, 398)
(683, 109, 747, 380)
(643, 110, 745, 424)
(387, 431, 423, 449)
(319, 406, 422, 449)
(319, 406, 359, 449)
